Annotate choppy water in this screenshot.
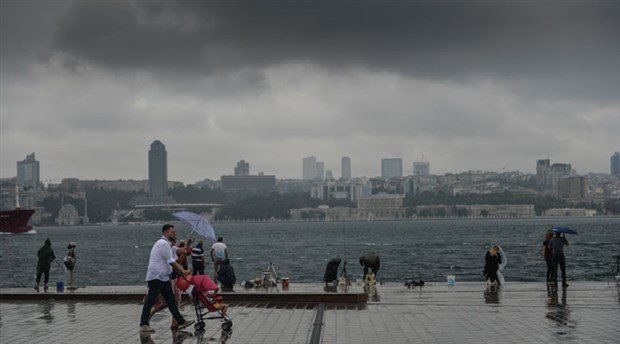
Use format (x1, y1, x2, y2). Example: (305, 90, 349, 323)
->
(1, 218, 619, 288)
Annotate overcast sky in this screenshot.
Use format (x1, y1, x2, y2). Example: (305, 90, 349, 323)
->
(1, 0, 618, 183)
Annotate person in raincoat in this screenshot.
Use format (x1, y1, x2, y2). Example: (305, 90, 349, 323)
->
(35, 238, 56, 292)
(216, 259, 236, 290)
(484, 246, 502, 286)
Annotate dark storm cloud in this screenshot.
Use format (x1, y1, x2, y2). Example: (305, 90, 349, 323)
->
(51, 1, 620, 100)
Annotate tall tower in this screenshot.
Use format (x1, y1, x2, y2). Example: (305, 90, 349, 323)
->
(302, 156, 318, 180)
(17, 153, 40, 190)
(341, 156, 351, 180)
(611, 152, 620, 176)
(148, 140, 168, 198)
(413, 161, 430, 176)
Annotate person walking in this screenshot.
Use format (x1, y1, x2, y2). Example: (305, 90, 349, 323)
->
(548, 231, 570, 288)
(191, 241, 206, 275)
(542, 232, 554, 283)
(211, 237, 228, 280)
(34, 238, 56, 292)
(139, 224, 194, 333)
(484, 246, 502, 286)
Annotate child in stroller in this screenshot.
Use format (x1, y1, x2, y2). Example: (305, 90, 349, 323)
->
(177, 274, 233, 333)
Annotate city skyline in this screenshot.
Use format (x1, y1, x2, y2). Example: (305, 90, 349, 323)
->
(1, 1, 618, 183)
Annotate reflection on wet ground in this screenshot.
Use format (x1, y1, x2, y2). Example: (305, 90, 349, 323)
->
(483, 285, 501, 304)
(1, 282, 619, 343)
(38, 300, 54, 323)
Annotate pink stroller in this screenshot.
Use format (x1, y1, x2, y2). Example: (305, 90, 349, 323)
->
(179, 275, 233, 333)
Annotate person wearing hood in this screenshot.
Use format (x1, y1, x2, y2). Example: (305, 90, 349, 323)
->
(35, 238, 56, 292)
(216, 259, 236, 290)
(359, 253, 380, 279)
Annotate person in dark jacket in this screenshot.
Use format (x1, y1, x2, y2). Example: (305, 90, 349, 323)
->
(484, 246, 502, 286)
(548, 231, 569, 288)
(216, 259, 236, 290)
(359, 253, 380, 279)
(542, 232, 554, 283)
(35, 238, 56, 292)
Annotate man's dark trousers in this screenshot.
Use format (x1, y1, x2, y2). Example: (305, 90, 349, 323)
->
(140, 279, 185, 326)
(550, 254, 567, 286)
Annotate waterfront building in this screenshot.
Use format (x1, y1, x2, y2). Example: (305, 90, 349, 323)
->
(413, 161, 430, 176)
(544, 208, 597, 217)
(17, 153, 40, 190)
(341, 156, 351, 180)
(357, 193, 406, 219)
(302, 156, 318, 180)
(415, 204, 534, 219)
(58, 204, 80, 226)
(611, 152, 620, 176)
(234, 160, 250, 176)
(148, 140, 168, 198)
(381, 158, 402, 179)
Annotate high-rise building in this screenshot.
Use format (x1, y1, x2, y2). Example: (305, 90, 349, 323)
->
(234, 160, 250, 176)
(611, 152, 620, 176)
(325, 169, 334, 180)
(536, 159, 550, 187)
(148, 140, 168, 198)
(302, 156, 318, 180)
(381, 158, 402, 179)
(341, 156, 351, 180)
(413, 161, 430, 176)
(316, 161, 325, 180)
(536, 159, 571, 190)
(17, 153, 40, 190)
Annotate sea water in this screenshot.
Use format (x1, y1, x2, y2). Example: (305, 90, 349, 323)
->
(0, 217, 619, 288)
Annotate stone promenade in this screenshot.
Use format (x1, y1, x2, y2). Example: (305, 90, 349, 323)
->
(1, 281, 619, 343)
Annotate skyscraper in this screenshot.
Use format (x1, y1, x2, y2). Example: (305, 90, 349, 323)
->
(148, 140, 168, 198)
(341, 156, 351, 180)
(316, 161, 325, 180)
(611, 152, 620, 176)
(381, 158, 402, 179)
(302, 156, 318, 180)
(234, 160, 250, 176)
(17, 153, 40, 190)
(413, 161, 430, 176)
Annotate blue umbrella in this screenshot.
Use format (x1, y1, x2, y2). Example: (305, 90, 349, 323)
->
(552, 227, 578, 235)
(172, 211, 216, 242)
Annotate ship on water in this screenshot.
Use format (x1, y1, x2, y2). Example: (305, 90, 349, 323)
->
(0, 186, 35, 234)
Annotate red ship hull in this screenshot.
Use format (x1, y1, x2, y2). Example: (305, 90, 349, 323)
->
(0, 208, 35, 234)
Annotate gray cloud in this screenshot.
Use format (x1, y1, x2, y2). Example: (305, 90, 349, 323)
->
(47, 1, 620, 101)
(0, 1, 618, 182)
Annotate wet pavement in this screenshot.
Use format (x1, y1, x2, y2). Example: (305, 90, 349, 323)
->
(1, 281, 619, 343)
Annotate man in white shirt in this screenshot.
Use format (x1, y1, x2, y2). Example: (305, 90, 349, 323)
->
(139, 224, 194, 333)
(210, 236, 228, 280)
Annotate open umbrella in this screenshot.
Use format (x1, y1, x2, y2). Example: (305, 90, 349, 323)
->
(172, 211, 216, 242)
(552, 227, 578, 235)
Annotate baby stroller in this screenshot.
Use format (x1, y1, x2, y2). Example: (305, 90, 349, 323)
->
(177, 275, 233, 334)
